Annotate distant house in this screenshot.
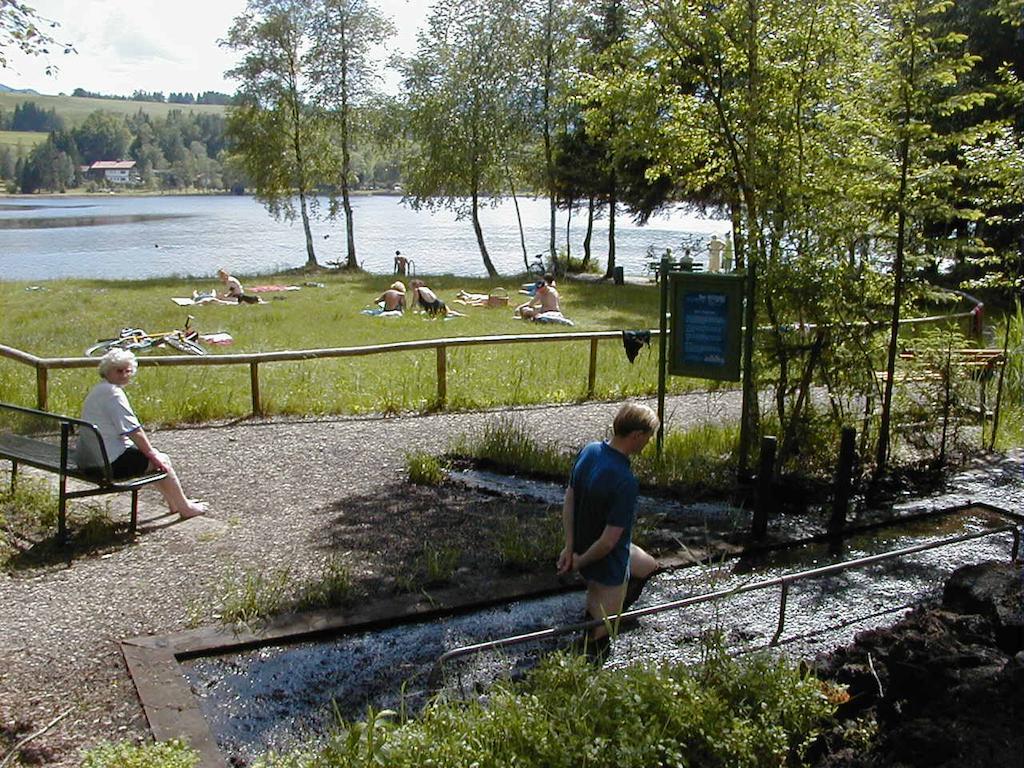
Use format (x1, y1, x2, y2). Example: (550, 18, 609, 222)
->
(89, 160, 138, 185)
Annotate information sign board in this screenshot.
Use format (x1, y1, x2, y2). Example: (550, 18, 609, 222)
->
(668, 272, 744, 381)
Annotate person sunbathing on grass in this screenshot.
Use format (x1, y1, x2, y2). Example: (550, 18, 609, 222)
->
(515, 275, 560, 319)
(362, 281, 406, 316)
(409, 280, 465, 318)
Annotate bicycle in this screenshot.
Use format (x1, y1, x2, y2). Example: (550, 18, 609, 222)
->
(84, 315, 206, 357)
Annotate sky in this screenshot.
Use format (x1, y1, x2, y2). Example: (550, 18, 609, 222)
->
(1, 0, 429, 97)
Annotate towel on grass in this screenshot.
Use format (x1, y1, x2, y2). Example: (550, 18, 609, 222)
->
(532, 311, 574, 326)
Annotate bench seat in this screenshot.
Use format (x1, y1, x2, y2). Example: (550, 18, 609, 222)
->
(0, 403, 166, 541)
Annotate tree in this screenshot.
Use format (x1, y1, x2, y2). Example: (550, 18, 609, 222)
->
(402, 0, 534, 277)
(870, 0, 992, 473)
(223, 0, 328, 269)
(72, 111, 131, 163)
(307, 0, 395, 270)
(0, 1, 72, 73)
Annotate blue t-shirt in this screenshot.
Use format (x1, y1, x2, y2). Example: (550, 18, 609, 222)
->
(570, 440, 639, 586)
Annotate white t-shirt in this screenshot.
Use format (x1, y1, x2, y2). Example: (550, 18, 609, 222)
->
(76, 380, 142, 468)
(224, 275, 244, 297)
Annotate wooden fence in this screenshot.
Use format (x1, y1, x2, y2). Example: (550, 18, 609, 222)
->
(0, 311, 975, 416)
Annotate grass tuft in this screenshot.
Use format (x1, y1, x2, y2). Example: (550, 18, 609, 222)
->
(405, 451, 446, 485)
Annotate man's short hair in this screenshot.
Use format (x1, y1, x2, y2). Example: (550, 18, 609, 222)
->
(613, 403, 659, 437)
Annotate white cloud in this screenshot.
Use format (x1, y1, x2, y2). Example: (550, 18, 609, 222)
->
(2, 0, 428, 97)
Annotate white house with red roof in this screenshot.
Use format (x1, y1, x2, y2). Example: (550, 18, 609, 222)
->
(89, 160, 138, 185)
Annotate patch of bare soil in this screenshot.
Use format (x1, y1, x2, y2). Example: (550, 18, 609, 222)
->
(811, 562, 1024, 768)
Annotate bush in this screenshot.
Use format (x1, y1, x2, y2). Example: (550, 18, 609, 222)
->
(81, 739, 198, 768)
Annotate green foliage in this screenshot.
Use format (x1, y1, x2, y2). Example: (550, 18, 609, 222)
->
(266, 641, 835, 768)
(193, 555, 357, 627)
(405, 451, 445, 486)
(494, 514, 561, 571)
(81, 739, 199, 768)
(453, 415, 573, 478)
(634, 422, 740, 494)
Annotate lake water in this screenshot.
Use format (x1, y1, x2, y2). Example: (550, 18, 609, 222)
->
(0, 194, 729, 281)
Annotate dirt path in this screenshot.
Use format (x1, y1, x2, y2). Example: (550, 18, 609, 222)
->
(0, 391, 743, 766)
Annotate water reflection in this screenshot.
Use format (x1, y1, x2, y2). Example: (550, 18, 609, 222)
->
(0, 213, 195, 229)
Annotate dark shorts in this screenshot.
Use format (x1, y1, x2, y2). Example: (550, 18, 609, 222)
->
(110, 447, 150, 479)
(423, 298, 446, 316)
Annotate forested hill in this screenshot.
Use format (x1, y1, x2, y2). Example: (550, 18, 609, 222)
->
(0, 90, 225, 128)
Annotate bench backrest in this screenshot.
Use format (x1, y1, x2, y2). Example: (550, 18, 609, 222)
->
(0, 402, 116, 483)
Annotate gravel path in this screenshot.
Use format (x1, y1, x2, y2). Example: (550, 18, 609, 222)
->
(0, 391, 742, 766)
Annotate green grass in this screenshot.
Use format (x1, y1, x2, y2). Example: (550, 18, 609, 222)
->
(450, 415, 741, 497)
(190, 555, 357, 628)
(0, 92, 225, 128)
(405, 451, 446, 485)
(0, 271, 695, 425)
(0, 129, 46, 152)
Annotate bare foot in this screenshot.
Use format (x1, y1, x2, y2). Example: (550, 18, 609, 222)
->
(178, 501, 208, 519)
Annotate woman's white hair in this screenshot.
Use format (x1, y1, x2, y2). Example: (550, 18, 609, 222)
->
(98, 348, 138, 379)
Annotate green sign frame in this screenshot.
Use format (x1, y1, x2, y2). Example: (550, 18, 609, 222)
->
(668, 272, 744, 381)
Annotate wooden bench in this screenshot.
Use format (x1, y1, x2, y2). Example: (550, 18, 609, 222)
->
(0, 402, 167, 541)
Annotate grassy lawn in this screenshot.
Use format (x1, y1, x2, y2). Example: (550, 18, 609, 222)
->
(0, 271, 712, 424)
(0, 92, 225, 127)
(0, 129, 47, 152)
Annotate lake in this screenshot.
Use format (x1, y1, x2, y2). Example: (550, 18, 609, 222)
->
(0, 194, 729, 281)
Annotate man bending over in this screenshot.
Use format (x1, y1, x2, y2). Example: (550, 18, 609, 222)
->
(557, 402, 661, 660)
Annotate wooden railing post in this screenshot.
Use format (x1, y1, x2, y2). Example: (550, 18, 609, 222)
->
(36, 366, 48, 411)
(250, 362, 261, 416)
(587, 338, 599, 397)
(436, 345, 447, 408)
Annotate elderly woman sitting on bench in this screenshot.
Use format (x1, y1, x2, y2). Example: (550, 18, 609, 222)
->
(76, 349, 207, 519)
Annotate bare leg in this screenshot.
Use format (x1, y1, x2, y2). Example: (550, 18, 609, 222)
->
(148, 452, 206, 518)
(585, 580, 627, 640)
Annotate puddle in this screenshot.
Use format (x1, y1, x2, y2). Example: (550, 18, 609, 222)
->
(180, 503, 1019, 763)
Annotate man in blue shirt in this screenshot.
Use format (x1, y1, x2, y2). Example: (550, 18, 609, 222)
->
(557, 403, 661, 657)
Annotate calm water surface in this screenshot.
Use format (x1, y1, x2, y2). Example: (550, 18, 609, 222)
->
(0, 194, 728, 281)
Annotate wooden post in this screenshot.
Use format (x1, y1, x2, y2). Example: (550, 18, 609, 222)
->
(36, 366, 48, 411)
(587, 338, 598, 397)
(436, 345, 447, 407)
(752, 435, 776, 540)
(829, 427, 857, 538)
(656, 256, 670, 456)
(250, 362, 261, 416)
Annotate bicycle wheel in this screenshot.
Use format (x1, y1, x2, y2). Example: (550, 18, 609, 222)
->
(165, 335, 206, 355)
(84, 338, 123, 357)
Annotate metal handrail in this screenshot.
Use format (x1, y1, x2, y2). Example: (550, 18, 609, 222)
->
(437, 523, 1020, 667)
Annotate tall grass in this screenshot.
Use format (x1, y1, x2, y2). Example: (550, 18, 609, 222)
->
(0, 272, 699, 424)
(190, 555, 356, 628)
(451, 416, 741, 496)
(265, 639, 836, 768)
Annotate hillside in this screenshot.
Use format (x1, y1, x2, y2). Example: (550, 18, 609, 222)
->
(0, 91, 226, 127)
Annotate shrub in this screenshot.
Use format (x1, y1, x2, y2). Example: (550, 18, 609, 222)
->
(81, 739, 198, 768)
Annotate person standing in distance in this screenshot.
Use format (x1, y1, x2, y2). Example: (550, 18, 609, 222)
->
(557, 403, 661, 657)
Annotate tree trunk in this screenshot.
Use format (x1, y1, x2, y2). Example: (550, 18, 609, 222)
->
(340, 86, 357, 269)
(875, 135, 912, 475)
(583, 197, 595, 269)
(565, 201, 572, 263)
(506, 164, 529, 270)
(471, 189, 498, 277)
(298, 188, 318, 269)
(603, 193, 617, 280)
